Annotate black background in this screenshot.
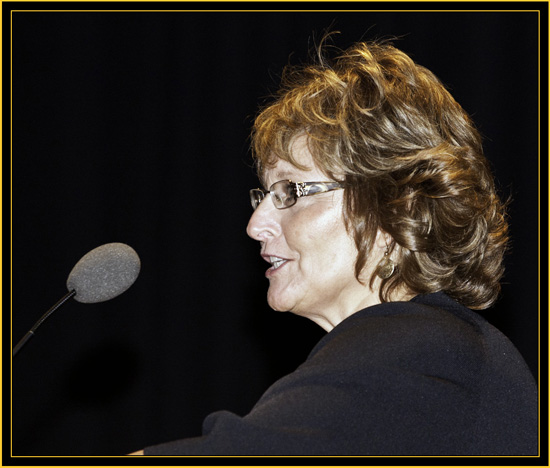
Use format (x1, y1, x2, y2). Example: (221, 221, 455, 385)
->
(8, 2, 544, 459)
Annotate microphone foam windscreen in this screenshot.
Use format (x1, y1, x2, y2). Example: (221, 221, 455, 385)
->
(66, 243, 141, 303)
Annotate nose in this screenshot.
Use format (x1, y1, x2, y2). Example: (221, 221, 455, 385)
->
(246, 196, 282, 241)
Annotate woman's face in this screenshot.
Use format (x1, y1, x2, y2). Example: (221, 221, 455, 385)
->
(246, 137, 384, 331)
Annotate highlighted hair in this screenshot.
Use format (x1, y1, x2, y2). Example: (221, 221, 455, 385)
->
(252, 40, 509, 309)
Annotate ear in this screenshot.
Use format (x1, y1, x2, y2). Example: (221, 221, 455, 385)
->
(374, 229, 393, 251)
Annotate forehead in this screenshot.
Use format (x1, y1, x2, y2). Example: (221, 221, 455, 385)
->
(262, 136, 323, 186)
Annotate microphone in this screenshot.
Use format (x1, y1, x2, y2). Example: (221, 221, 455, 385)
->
(13, 243, 141, 357)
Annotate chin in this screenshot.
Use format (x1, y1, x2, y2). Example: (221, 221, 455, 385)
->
(267, 300, 287, 312)
(267, 293, 293, 313)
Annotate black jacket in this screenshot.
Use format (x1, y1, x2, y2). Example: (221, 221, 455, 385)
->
(144, 292, 538, 455)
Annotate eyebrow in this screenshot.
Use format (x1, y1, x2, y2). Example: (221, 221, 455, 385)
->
(261, 171, 296, 189)
(273, 171, 295, 181)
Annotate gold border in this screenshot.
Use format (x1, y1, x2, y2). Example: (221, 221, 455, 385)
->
(7, 4, 545, 464)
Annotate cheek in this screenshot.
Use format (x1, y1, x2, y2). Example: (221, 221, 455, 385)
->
(282, 197, 355, 265)
(304, 211, 355, 264)
(282, 206, 320, 246)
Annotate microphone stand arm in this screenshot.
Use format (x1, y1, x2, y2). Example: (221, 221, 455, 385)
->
(13, 290, 76, 358)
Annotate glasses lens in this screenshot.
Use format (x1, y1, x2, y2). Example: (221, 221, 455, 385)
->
(250, 189, 265, 210)
(271, 181, 296, 209)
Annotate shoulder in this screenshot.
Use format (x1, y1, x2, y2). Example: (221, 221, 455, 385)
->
(304, 292, 535, 393)
(309, 292, 486, 366)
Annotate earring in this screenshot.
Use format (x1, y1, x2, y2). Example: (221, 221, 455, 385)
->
(377, 248, 396, 279)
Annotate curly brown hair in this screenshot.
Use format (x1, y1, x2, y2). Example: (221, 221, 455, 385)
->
(251, 40, 509, 309)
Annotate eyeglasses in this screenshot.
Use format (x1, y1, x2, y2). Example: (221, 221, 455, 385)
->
(250, 180, 344, 210)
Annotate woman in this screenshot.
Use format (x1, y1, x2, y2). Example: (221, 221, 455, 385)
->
(135, 40, 537, 455)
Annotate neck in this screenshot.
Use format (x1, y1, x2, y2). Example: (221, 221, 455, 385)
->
(306, 285, 414, 332)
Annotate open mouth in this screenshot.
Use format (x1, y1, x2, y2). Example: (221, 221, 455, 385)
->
(269, 256, 288, 269)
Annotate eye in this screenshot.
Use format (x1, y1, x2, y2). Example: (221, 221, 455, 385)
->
(272, 192, 284, 204)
